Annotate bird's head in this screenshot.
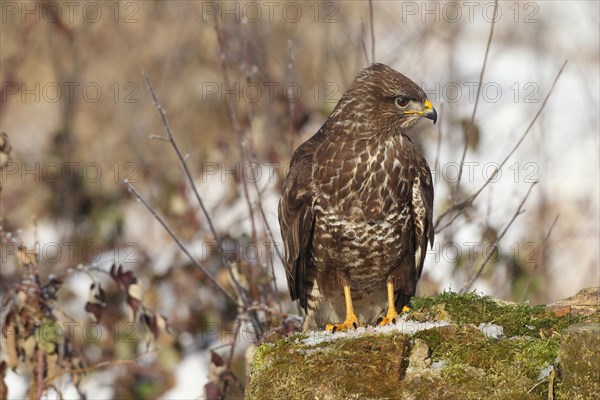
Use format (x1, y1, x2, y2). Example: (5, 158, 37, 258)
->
(329, 63, 437, 137)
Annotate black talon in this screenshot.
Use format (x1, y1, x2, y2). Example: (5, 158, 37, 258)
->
(332, 326, 337, 334)
(352, 322, 358, 329)
(392, 318, 397, 324)
(376, 317, 383, 325)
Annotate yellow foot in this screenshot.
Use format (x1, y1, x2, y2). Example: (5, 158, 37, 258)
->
(378, 305, 411, 325)
(326, 316, 361, 333)
(377, 310, 399, 326)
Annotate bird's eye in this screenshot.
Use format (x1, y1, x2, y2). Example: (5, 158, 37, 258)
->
(395, 97, 409, 109)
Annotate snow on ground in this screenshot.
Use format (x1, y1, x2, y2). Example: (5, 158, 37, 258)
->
(299, 315, 508, 347)
(300, 314, 451, 346)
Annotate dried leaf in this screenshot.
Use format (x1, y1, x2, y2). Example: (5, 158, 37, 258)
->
(5, 328, 18, 370)
(45, 353, 59, 383)
(0, 361, 7, 400)
(461, 118, 480, 151)
(1, 310, 14, 337)
(126, 283, 142, 315)
(157, 314, 170, 335)
(0, 132, 12, 170)
(142, 312, 159, 338)
(210, 351, 225, 367)
(110, 264, 137, 288)
(84, 302, 104, 323)
(16, 244, 36, 267)
(96, 284, 106, 303)
(0, 132, 11, 153)
(127, 283, 142, 301)
(204, 382, 222, 400)
(21, 335, 37, 362)
(85, 283, 106, 322)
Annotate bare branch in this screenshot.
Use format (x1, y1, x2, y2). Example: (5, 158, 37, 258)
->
(360, 21, 370, 66)
(142, 71, 220, 246)
(518, 214, 560, 302)
(212, 14, 258, 244)
(433, 103, 444, 192)
(452, 0, 499, 204)
(435, 59, 568, 233)
(255, 198, 284, 312)
(369, 0, 375, 63)
(238, 32, 284, 311)
(223, 318, 245, 396)
(142, 71, 259, 312)
(287, 39, 297, 156)
(245, 303, 289, 319)
(256, 200, 284, 266)
(125, 181, 239, 306)
(43, 350, 156, 385)
(36, 347, 45, 399)
(460, 181, 538, 293)
(148, 134, 170, 142)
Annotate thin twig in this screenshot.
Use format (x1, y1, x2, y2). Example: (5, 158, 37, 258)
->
(518, 214, 560, 302)
(240, 29, 283, 311)
(548, 366, 556, 400)
(43, 351, 155, 385)
(256, 200, 284, 266)
(369, 0, 375, 63)
(142, 72, 220, 251)
(452, 0, 498, 204)
(527, 375, 547, 394)
(142, 71, 253, 310)
(212, 17, 265, 335)
(360, 21, 370, 66)
(287, 39, 297, 156)
(126, 181, 239, 306)
(435, 60, 568, 233)
(222, 318, 244, 396)
(212, 14, 258, 244)
(433, 103, 444, 192)
(246, 303, 289, 319)
(241, 29, 256, 153)
(460, 181, 538, 293)
(36, 348, 45, 399)
(255, 199, 284, 312)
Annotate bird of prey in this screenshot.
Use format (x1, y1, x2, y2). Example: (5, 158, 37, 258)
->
(279, 63, 436, 332)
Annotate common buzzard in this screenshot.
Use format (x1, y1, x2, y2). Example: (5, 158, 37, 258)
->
(279, 63, 436, 331)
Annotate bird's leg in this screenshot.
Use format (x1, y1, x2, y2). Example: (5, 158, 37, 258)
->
(378, 279, 399, 326)
(326, 283, 360, 333)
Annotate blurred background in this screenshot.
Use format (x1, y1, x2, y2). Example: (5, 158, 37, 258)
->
(1, 1, 598, 398)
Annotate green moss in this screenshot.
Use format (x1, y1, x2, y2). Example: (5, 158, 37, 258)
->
(250, 325, 562, 400)
(410, 291, 572, 336)
(407, 325, 560, 399)
(248, 291, 599, 399)
(412, 327, 445, 351)
(248, 332, 409, 399)
(557, 323, 600, 400)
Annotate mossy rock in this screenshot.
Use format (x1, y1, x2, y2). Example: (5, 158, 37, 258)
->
(557, 323, 600, 400)
(247, 288, 599, 399)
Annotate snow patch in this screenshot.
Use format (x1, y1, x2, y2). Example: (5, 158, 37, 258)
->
(478, 323, 505, 339)
(300, 315, 451, 346)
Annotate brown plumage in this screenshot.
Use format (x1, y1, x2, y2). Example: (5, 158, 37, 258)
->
(279, 63, 436, 331)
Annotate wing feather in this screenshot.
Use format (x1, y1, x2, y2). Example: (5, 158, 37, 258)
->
(412, 161, 434, 278)
(278, 129, 327, 310)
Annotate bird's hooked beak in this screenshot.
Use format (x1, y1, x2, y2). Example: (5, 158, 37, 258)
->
(402, 99, 438, 124)
(422, 99, 437, 124)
